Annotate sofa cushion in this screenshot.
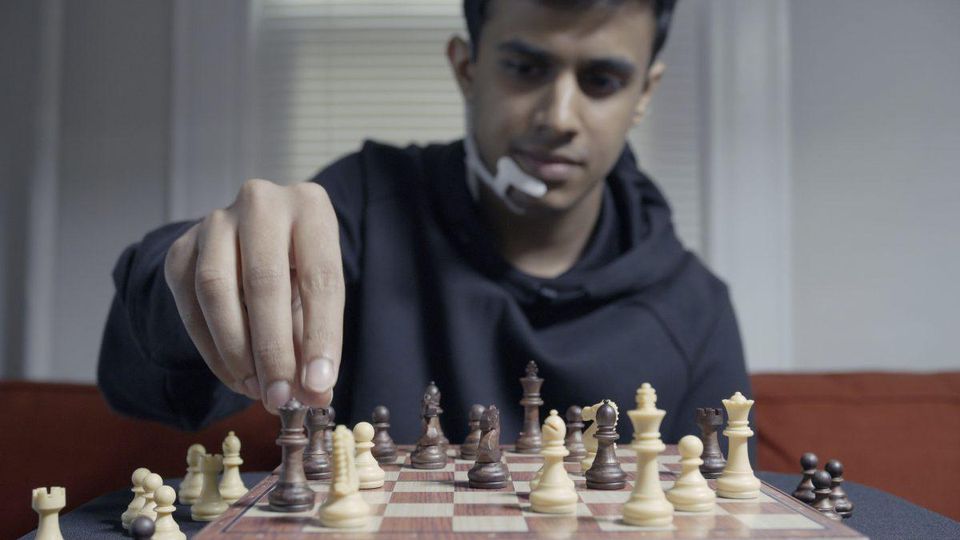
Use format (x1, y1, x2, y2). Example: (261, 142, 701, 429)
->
(752, 371, 960, 521)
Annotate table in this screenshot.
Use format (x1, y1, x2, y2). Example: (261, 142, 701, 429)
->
(20, 471, 960, 540)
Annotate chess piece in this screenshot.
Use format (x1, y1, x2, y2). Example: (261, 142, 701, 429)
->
(130, 516, 155, 540)
(424, 381, 450, 453)
(580, 400, 617, 472)
(716, 392, 761, 499)
(268, 398, 316, 511)
(32, 486, 65, 540)
(324, 406, 336, 453)
(459, 404, 485, 461)
(318, 425, 371, 528)
(812, 470, 842, 521)
(411, 389, 447, 469)
(585, 400, 627, 490)
(371, 406, 398, 464)
(563, 405, 587, 462)
(138, 472, 164, 521)
(695, 407, 726, 478)
(666, 435, 716, 512)
(792, 452, 818, 504)
(826, 459, 854, 518)
(304, 407, 333, 480)
(530, 410, 578, 514)
(354, 421, 386, 488)
(192, 454, 228, 521)
(622, 383, 674, 527)
(178, 444, 205, 505)
(220, 431, 248, 504)
(121, 467, 151, 530)
(468, 405, 509, 488)
(152, 485, 186, 540)
(515, 361, 544, 453)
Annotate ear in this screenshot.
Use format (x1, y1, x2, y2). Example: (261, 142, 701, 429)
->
(446, 35, 476, 101)
(632, 60, 666, 124)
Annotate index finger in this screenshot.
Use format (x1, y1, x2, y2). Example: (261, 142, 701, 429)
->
(292, 183, 345, 405)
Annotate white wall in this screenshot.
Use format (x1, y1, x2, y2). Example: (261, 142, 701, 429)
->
(789, 0, 960, 371)
(3, 0, 959, 381)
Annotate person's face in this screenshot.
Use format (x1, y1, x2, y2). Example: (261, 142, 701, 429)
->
(449, 0, 665, 213)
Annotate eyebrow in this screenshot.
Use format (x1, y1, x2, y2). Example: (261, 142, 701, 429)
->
(497, 39, 636, 75)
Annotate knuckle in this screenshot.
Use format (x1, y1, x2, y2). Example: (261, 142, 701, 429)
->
(295, 182, 330, 204)
(195, 267, 235, 300)
(252, 338, 291, 370)
(243, 264, 286, 293)
(237, 178, 274, 205)
(300, 265, 343, 298)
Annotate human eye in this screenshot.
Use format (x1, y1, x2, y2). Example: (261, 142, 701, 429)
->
(580, 70, 627, 97)
(500, 57, 547, 80)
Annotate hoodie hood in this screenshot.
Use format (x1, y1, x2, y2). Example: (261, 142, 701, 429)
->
(422, 139, 690, 307)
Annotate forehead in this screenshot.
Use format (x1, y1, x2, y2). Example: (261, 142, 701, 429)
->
(482, 0, 656, 64)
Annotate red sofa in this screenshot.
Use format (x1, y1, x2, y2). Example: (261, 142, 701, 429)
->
(2, 373, 958, 536)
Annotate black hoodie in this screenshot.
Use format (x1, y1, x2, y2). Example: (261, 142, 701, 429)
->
(98, 139, 750, 447)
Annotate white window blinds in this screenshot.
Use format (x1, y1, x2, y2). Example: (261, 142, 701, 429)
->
(250, 0, 705, 254)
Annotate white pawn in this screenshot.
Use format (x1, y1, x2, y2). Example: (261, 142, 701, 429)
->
(152, 485, 187, 540)
(121, 467, 151, 530)
(666, 435, 716, 512)
(32, 486, 65, 540)
(353, 422, 385, 489)
(319, 425, 370, 528)
(192, 453, 229, 521)
(716, 392, 761, 499)
(138, 473, 164, 521)
(178, 444, 205, 505)
(530, 410, 577, 514)
(219, 431, 248, 504)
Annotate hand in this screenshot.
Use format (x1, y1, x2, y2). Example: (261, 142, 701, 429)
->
(164, 179, 344, 413)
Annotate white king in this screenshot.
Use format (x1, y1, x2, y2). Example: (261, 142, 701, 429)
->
(716, 392, 761, 499)
(622, 383, 674, 527)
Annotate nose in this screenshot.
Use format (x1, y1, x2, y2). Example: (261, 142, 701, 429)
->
(532, 71, 580, 140)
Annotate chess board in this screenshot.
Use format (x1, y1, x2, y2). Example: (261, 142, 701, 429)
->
(194, 445, 866, 539)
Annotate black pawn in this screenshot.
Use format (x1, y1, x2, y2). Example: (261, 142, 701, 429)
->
(130, 516, 155, 540)
(696, 407, 726, 478)
(323, 406, 335, 453)
(460, 404, 485, 461)
(585, 401, 626, 490)
(563, 405, 587, 463)
(793, 452, 817, 504)
(372, 406, 398, 464)
(812, 470, 842, 521)
(303, 407, 332, 480)
(825, 459, 854, 518)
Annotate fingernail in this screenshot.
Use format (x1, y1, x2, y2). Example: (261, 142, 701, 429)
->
(266, 380, 291, 410)
(304, 357, 336, 393)
(243, 377, 261, 399)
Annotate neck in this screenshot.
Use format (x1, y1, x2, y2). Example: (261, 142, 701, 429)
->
(478, 182, 605, 279)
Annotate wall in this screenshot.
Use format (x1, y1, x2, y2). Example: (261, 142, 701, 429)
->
(790, 0, 960, 371)
(2, 0, 959, 381)
(0, 1, 42, 379)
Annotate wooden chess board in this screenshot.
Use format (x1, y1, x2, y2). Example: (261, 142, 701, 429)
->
(194, 445, 866, 539)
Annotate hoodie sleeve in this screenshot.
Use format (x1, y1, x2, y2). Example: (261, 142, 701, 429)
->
(667, 286, 756, 464)
(97, 150, 366, 431)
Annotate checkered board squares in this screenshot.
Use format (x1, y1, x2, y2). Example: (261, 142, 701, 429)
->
(195, 445, 866, 539)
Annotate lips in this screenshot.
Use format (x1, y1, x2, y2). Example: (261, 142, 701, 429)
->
(511, 150, 583, 183)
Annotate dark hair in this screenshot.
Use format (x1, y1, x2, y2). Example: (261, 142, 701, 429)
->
(463, 0, 678, 63)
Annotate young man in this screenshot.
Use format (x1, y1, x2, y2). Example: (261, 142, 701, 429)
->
(98, 0, 750, 445)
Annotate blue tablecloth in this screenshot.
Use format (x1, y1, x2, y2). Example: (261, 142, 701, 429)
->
(20, 472, 960, 539)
